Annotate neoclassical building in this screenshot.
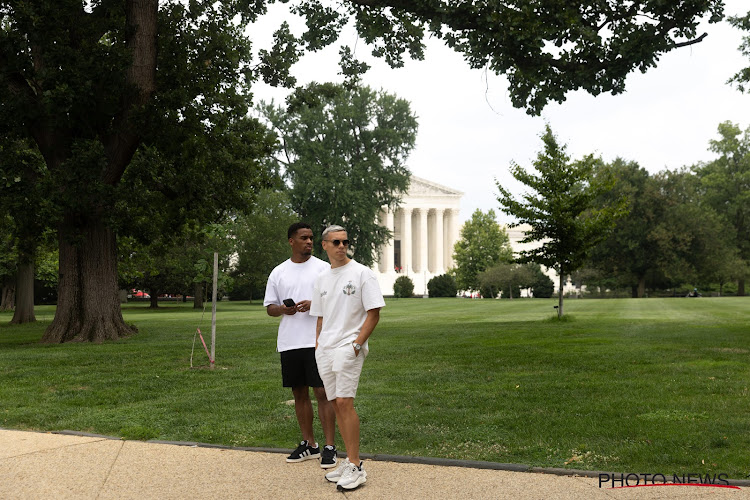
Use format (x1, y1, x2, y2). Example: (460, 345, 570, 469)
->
(372, 176, 463, 296)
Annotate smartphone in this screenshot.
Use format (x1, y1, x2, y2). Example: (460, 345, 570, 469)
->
(282, 298, 296, 307)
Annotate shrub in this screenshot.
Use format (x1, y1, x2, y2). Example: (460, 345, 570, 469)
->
(428, 274, 457, 298)
(393, 275, 415, 298)
(531, 274, 554, 298)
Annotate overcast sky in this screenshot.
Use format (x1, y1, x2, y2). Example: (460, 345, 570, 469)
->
(251, 1, 750, 224)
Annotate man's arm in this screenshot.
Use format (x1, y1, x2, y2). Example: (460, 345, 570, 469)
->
(315, 316, 323, 349)
(266, 304, 297, 317)
(353, 308, 380, 356)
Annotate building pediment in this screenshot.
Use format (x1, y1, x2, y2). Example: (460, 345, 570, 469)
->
(409, 176, 463, 197)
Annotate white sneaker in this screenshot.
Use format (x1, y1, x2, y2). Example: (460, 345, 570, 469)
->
(325, 458, 350, 483)
(336, 461, 367, 490)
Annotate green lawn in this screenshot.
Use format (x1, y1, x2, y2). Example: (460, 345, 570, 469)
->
(1, 297, 749, 477)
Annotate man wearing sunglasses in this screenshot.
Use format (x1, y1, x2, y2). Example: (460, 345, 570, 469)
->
(310, 225, 385, 491)
(264, 222, 337, 469)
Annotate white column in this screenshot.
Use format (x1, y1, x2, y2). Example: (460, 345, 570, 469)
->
(450, 209, 460, 269)
(401, 208, 412, 273)
(434, 208, 444, 275)
(442, 209, 450, 271)
(384, 207, 395, 273)
(419, 208, 428, 273)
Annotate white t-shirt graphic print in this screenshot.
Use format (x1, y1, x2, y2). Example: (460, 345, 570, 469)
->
(309, 260, 385, 354)
(264, 256, 329, 352)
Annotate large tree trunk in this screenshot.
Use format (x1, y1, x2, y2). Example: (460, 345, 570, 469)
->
(558, 273, 564, 318)
(149, 291, 159, 308)
(738, 278, 745, 297)
(193, 282, 204, 309)
(10, 259, 35, 324)
(41, 215, 137, 343)
(1, 276, 15, 312)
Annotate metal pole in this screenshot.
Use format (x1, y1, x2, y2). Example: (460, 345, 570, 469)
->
(211, 251, 218, 369)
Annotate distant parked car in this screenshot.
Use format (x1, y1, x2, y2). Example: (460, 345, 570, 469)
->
(128, 289, 150, 299)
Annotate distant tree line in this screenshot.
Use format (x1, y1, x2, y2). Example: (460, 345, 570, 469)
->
(449, 121, 750, 306)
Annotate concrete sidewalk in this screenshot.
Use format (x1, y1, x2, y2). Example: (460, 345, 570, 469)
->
(1, 429, 747, 499)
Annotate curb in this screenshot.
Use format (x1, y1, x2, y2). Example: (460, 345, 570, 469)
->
(49, 430, 750, 488)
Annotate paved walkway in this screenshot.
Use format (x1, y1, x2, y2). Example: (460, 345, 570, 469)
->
(2, 429, 747, 499)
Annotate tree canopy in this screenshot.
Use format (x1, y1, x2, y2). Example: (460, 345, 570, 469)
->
(260, 83, 416, 267)
(693, 121, 750, 294)
(452, 209, 513, 291)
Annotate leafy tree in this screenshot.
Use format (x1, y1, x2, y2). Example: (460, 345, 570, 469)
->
(693, 122, 750, 295)
(587, 159, 666, 298)
(0, 137, 51, 323)
(335, 0, 723, 114)
(0, 215, 14, 312)
(652, 169, 739, 291)
(452, 209, 513, 291)
(260, 83, 416, 267)
(427, 274, 458, 298)
(0, 0, 723, 341)
(230, 189, 299, 301)
(496, 126, 625, 317)
(728, 11, 750, 92)
(392, 275, 414, 298)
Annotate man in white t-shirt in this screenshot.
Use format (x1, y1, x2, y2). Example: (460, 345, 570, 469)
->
(310, 225, 385, 491)
(264, 222, 337, 468)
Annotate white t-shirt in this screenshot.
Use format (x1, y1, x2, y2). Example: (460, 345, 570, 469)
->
(264, 256, 330, 352)
(309, 259, 385, 353)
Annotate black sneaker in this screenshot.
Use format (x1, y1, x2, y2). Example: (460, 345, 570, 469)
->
(286, 440, 320, 463)
(320, 445, 337, 469)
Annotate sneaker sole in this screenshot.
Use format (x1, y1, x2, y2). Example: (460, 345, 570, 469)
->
(325, 474, 341, 483)
(336, 476, 366, 491)
(320, 461, 338, 469)
(286, 453, 320, 463)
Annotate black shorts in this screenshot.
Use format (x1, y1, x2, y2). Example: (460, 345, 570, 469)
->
(280, 347, 324, 388)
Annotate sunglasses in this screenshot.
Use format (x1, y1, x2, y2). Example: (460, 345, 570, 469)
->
(325, 239, 350, 247)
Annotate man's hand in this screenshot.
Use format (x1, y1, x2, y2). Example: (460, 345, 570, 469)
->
(280, 304, 297, 315)
(295, 300, 312, 313)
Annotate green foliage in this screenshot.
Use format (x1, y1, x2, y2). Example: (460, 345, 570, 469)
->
(337, 0, 723, 114)
(497, 126, 626, 315)
(427, 274, 457, 298)
(260, 83, 416, 267)
(523, 262, 554, 299)
(452, 209, 513, 291)
(587, 158, 740, 298)
(478, 262, 533, 299)
(120, 220, 237, 304)
(728, 12, 750, 92)
(229, 189, 299, 300)
(693, 122, 750, 293)
(587, 159, 663, 297)
(392, 275, 414, 298)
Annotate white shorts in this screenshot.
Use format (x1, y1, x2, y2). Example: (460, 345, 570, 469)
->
(315, 344, 366, 400)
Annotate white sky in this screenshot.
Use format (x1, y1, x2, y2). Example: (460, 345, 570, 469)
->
(250, 1, 750, 224)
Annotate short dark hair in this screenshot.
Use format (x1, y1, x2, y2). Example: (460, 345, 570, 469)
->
(288, 222, 312, 240)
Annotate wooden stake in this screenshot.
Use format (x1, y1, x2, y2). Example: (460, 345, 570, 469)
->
(210, 251, 218, 369)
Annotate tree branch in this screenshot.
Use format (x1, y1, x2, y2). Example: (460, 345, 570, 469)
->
(670, 32, 708, 49)
(102, 0, 158, 186)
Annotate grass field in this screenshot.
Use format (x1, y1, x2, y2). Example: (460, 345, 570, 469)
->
(1, 297, 749, 478)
